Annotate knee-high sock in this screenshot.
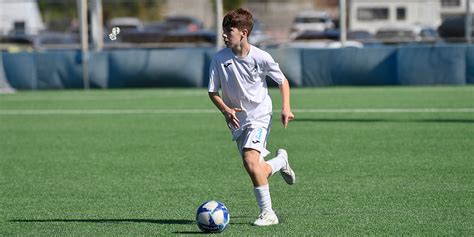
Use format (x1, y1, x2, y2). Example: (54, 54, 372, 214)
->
(265, 154, 286, 176)
(254, 184, 273, 213)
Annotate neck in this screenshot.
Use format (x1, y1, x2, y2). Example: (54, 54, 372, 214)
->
(232, 42, 251, 57)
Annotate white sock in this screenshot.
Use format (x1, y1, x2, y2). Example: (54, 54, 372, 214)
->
(253, 184, 273, 213)
(265, 154, 286, 176)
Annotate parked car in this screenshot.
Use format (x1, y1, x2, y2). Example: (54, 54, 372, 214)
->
(0, 34, 34, 51)
(285, 30, 363, 49)
(0, 32, 79, 51)
(375, 25, 439, 44)
(33, 32, 79, 50)
(347, 30, 381, 46)
(162, 15, 204, 33)
(290, 10, 335, 39)
(105, 16, 214, 47)
(117, 29, 215, 46)
(107, 17, 144, 33)
(438, 15, 474, 42)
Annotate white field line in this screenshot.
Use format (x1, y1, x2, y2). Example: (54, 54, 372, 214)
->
(293, 108, 474, 113)
(0, 109, 215, 115)
(0, 108, 473, 115)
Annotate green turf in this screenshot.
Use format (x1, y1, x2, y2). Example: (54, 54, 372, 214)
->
(0, 86, 473, 235)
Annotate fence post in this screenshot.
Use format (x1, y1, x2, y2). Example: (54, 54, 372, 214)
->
(77, 0, 90, 89)
(339, 0, 347, 46)
(215, 0, 224, 49)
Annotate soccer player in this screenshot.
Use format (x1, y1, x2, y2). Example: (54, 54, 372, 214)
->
(208, 8, 296, 226)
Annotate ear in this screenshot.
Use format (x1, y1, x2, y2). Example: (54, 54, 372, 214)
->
(241, 29, 249, 37)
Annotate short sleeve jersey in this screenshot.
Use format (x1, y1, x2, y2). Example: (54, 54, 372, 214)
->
(208, 45, 285, 139)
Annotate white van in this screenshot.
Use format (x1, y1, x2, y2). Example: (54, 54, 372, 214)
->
(349, 0, 441, 34)
(0, 0, 44, 35)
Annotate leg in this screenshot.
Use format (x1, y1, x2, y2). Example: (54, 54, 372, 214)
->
(266, 149, 296, 185)
(236, 127, 279, 226)
(242, 148, 272, 186)
(242, 148, 279, 226)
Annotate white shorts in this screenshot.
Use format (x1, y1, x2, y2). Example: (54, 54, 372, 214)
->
(236, 126, 270, 159)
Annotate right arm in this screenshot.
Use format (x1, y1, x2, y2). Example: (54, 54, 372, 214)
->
(208, 92, 242, 129)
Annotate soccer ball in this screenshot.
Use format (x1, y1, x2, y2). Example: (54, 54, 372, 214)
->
(195, 200, 230, 233)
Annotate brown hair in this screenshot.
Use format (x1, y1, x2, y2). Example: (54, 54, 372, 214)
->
(222, 8, 254, 36)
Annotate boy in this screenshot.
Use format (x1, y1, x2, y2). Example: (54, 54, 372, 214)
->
(208, 8, 296, 226)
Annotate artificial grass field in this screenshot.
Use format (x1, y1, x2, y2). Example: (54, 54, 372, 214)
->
(0, 86, 473, 235)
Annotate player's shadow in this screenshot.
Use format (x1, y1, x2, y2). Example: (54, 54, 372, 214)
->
(294, 118, 387, 123)
(12, 216, 254, 235)
(172, 231, 216, 234)
(10, 218, 194, 225)
(173, 216, 253, 234)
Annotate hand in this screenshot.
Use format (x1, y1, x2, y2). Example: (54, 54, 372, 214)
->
(281, 109, 294, 128)
(224, 108, 243, 129)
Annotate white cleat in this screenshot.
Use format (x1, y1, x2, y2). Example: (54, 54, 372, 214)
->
(277, 149, 296, 185)
(253, 211, 279, 226)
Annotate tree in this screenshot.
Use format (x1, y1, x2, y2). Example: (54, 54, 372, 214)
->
(223, 0, 246, 11)
(210, 0, 247, 12)
(38, 0, 167, 31)
(101, 0, 166, 22)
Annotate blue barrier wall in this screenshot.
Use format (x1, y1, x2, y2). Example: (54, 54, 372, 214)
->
(3, 52, 37, 89)
(2, 45, 473, 89)
(267, 48, 303, 87)
(2, 50, 108, 89)
(108, 48, 205, 88)
(467, 46, 474, 84)
(301, 47, 397, 86)
(34, 51, 84, 89)
(397, 45, 466, 85)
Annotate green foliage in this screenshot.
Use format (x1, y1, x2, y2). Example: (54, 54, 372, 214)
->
(38, 0, 77, 30)
(223, 0, 247, 11)
(37, 0, 166, 29)
(38, 0, 77, 18)
(210, 0, 247, 12)
(101, 0, 167, 22)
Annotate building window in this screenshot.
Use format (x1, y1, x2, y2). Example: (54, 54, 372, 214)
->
(396, 7, 406, 20)
(441, 0, 461, 7)
(357, 8, 389, 21)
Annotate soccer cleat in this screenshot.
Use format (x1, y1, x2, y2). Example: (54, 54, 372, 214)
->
(253, 211, 279, 226)
(277, 149, 296, 185)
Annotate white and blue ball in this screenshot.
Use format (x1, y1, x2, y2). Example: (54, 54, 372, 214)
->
(196, 200, 230, 233)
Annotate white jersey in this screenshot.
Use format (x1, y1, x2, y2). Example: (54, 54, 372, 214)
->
(208, 45, 285, 139)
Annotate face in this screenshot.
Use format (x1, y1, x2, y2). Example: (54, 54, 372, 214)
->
(222, 26, 244, 48)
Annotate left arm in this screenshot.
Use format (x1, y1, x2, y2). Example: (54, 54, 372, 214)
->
(279, 79, 295, 128)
